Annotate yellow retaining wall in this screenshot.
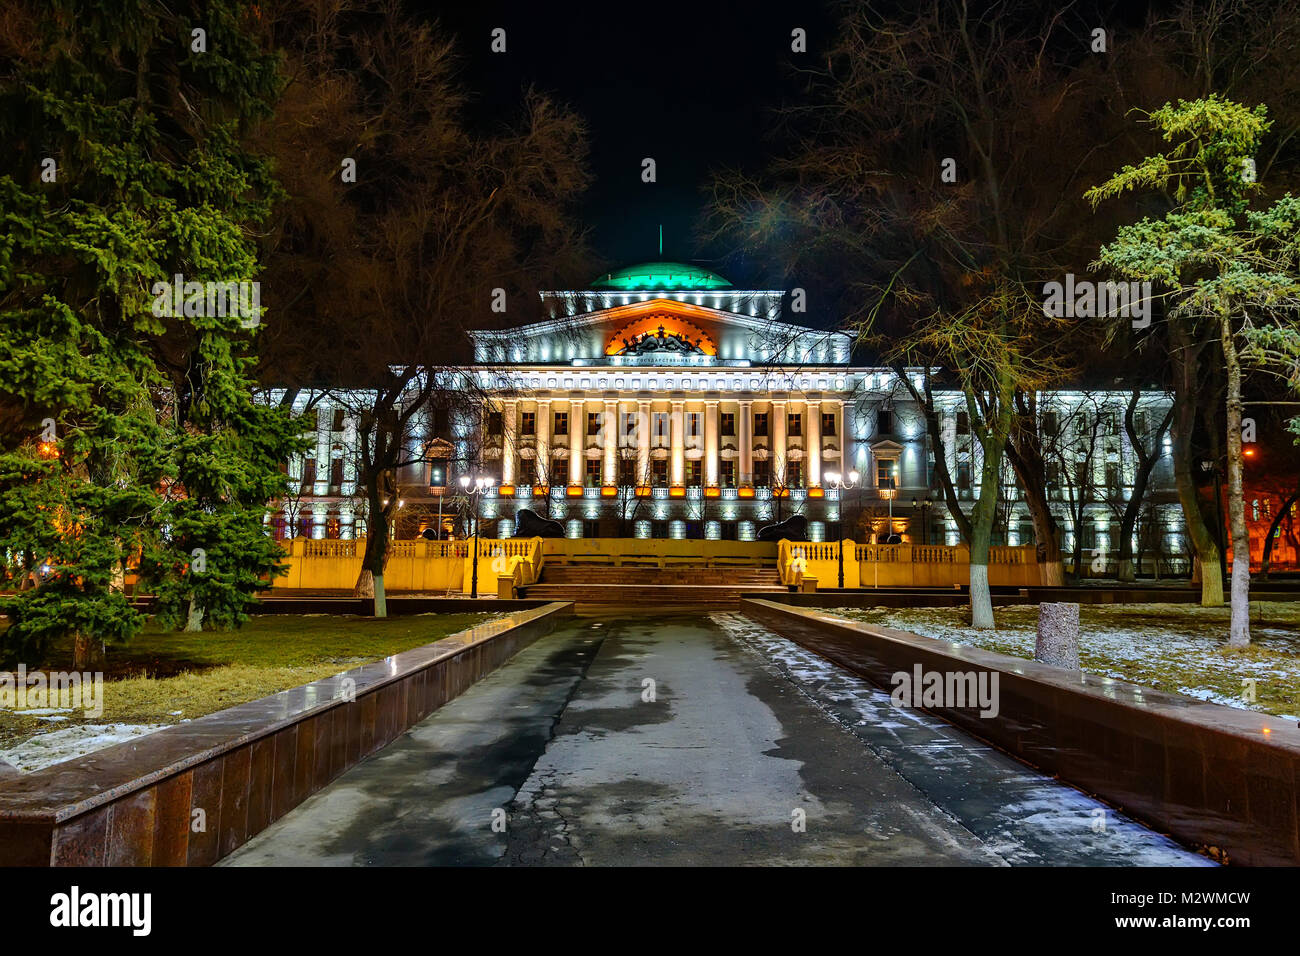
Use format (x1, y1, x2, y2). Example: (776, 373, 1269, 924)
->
(274, 536, 1041, 593)
(541, 538, 777, 568)
(778, 541, 1042, 588)
(273, 537, 543, 595)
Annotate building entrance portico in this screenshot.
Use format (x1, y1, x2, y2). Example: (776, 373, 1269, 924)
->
(273, 258, 1185, 570)
(464, 261, 874, 542)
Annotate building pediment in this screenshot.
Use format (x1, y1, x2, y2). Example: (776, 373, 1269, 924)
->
(472, 297, 854, 367)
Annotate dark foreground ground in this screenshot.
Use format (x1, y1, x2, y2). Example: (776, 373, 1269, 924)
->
(223, 612, 1210, 867)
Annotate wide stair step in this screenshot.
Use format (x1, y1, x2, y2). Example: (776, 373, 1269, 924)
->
(520, 582, 786, 607)
(523, 564, 784, 606)
(539, 566, 781, 586)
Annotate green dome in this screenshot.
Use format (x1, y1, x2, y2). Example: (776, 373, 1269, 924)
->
(590, 261, 733, 291)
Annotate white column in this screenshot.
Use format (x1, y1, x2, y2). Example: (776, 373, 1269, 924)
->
(569, 398, 583, 486)
(314, 405, 331, 496)
(637, 400, 650, 486)
(536, 400, 551, 487)
(670, 400, 685, 485)
(740, 400, 752, 485)
(501, 400, 517, 484)
(839, 399, 850, 478)
(705, 400, 720, 485)
(942, 410, 957, 483)
(807, 400, 821, 486)
(341, 414, 357, 496)
(772, 400, 787, 486)
(603, 399, 617, 485)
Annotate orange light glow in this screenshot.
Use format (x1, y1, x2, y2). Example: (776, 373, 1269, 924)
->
(807, 487, 825, 498)
(603, 301, 720, 355)
(669, 486, 686, 498)
(566, 485, 582, 497)
(600, 485, 617, 497)
(497, 484, 514, 496)
(1244, 447, 1256, 457)
(737, 486, 755, 498)
(704, 486, 721, 498)
(635, 486, 651, 497)
(37, 441, 58, 459)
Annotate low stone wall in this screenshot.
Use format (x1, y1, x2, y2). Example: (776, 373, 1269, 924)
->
(270, 536, 544, 596)
(779, 541, 1041, 588)
(0, 602, 573, 866)
(751, 586, 1300, 609)
(251, 596, 554, 614)
(742, 598, 1300, 865)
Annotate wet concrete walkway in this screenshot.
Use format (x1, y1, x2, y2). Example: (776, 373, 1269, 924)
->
(222, 613, 1211, 866)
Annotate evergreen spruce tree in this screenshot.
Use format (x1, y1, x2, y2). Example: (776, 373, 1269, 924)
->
(1088, 96, 1300, 645)
(0, 1, 299, 664)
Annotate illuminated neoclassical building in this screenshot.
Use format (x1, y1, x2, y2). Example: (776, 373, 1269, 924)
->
(276, 260, 1187, 563)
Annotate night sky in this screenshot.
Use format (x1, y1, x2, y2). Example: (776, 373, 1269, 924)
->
(426, 0, 836, 285)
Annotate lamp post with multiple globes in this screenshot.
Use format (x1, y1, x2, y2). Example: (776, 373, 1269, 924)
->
(824, 469, 860, 588)
(459, 474, 495, 598)
(912, 496, 932, 546)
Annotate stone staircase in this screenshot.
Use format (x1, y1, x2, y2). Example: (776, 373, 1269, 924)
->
(520, 565, 786, 608)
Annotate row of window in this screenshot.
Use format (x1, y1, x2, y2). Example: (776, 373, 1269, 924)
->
(297, 407, 455, 435)
(950, 409, 1155, 440)
(295, 404, 1162, 445)
(493, 410, 853, 440)
(1251, 499, 1300, 522)
(1044, 461, 1125, 491)
(290, 454, 899, 494)
(1038, 410, 1156, 439)
(506, 455, 883, 486)
(507, 457, 899, 489)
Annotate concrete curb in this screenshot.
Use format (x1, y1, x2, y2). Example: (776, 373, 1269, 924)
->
(742, 598, 1300, 865)
(0, 602, 574, 866)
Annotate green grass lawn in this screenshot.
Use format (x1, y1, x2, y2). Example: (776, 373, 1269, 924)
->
(819, 602, 1300, 718)
(0, 613, 502, 750)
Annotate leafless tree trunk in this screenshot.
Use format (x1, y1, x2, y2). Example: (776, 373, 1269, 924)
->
(1222, 313, 1251, 647)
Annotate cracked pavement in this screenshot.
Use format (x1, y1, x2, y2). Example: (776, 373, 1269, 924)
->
(222, 612, 1210, 867)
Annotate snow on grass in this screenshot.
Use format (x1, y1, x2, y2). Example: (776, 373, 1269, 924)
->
(818, 602, 1300, 719)
(0, 611, 508, 762)
(713, 612, 1212, 866)
(0, 723, 167, 774)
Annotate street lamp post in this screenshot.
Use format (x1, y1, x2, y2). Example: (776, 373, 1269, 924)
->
(459, 473, 495, 598)
(432, 465, 444, 541)
(912, 496, 932, 546)
(825, 469, 860, 588)
(884, 483, 895, 534)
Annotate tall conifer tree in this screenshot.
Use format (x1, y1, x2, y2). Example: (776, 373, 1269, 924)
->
(0, 1, 299, 664)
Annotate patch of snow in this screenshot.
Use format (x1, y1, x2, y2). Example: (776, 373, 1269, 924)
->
(818, 603, 1300, 720)
(712, 611, 1214, 866)
(0, 722, 169, 773)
